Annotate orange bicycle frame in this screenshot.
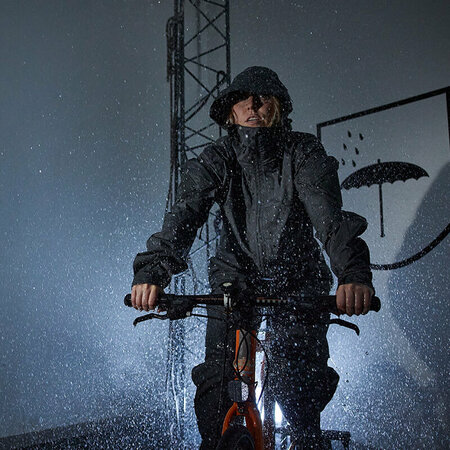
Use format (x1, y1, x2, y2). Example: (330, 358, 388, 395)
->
(221, 328, 265, 450)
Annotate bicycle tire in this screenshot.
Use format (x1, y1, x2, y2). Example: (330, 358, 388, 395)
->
(215, 424, 255, 450)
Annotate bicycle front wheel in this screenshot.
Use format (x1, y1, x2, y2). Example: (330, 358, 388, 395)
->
(215, 424, 255, 450)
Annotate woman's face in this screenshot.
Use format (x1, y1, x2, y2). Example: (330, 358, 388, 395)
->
(231, 94, 275, 127)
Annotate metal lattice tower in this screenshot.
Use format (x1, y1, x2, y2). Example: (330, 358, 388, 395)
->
(164, 1, 230, 445)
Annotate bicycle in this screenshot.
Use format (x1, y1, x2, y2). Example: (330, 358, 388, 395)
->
(124, 287, 381, 449)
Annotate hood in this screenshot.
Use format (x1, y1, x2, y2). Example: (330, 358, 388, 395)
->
(210, 66, 293, 128)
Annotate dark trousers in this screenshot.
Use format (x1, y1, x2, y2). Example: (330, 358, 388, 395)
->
(191, 304, 339, 449)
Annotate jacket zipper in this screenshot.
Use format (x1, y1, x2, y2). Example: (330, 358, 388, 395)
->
(254, 134, 264, 270)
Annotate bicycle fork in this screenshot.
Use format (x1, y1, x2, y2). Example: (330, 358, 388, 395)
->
(222, 328, 264, 450)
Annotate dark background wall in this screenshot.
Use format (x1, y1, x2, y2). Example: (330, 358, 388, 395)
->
(1, 0, 449, 447)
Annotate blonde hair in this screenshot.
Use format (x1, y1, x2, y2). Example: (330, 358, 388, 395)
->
(226, 95, 281, 127)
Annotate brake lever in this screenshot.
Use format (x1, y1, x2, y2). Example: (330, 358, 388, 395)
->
(329, 318, 360, 336)
(132, 297, 197, 326)
(133, 312, 169, 326)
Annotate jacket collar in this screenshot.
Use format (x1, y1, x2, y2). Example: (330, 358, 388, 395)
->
(228, 125, 285, 169)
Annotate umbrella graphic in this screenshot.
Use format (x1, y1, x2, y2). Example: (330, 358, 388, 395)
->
(341, 159, 429, 237)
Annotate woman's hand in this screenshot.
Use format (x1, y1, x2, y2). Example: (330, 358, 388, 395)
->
(336, 283, 373, 316)
(131, 283, 163, 312)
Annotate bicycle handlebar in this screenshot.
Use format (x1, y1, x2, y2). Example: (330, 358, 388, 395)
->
(124, 292, 381, 326)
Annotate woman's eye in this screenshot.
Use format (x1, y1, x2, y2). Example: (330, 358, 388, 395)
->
(260, 95, 270, 102)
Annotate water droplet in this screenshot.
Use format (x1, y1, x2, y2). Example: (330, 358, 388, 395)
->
(347, 130, 352, 138)
(355, 147, 359, 155)
(352, 160, 356, 167)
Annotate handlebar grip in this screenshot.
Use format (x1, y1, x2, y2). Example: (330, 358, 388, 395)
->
(123, 293, 171, 308)
(371, 296, 381, 312)
(123, 293, 169, 308)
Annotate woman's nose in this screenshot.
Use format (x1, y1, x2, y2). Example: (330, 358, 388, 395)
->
(248, 95, 262, 111)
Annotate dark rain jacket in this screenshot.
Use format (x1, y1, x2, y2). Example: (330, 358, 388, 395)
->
(132, 67, 374, 295)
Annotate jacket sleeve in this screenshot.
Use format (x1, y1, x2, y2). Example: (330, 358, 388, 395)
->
(293, 133, 374, 291)
(132, 145, 227, 288)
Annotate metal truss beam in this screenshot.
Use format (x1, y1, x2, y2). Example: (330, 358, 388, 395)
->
(164, 1, 230, 446)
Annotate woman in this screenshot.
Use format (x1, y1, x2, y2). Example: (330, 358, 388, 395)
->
(131, 66, 374, 449)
